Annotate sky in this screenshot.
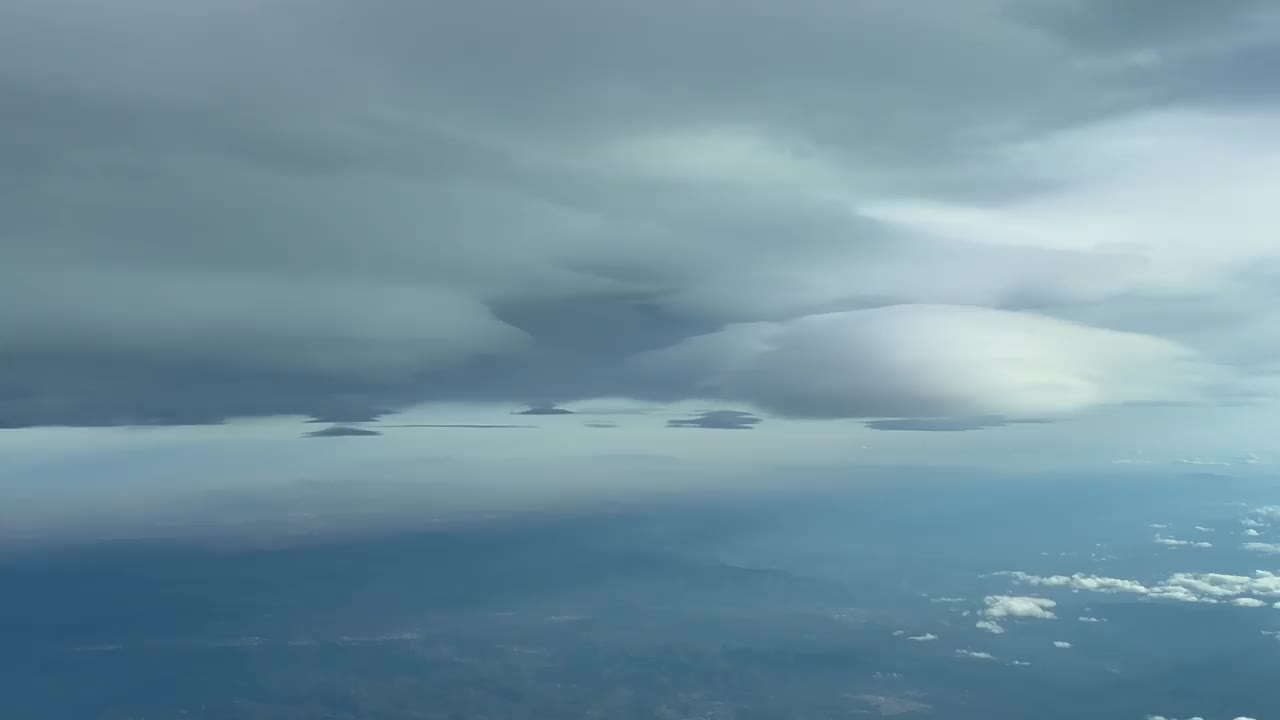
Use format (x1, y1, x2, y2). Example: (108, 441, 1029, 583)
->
(2, 0, 1280, 541)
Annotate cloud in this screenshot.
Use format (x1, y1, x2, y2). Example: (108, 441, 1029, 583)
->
(384, 424, 536, 430)
(513, 405, 576, 416)
(1078, 616, 1103, 623)
(1242, 542, 1280, 555)
(862, 416, 1052, 432)
(1243, 528, 1261, 537)
(1002, 570, 1280, 605)
(666, 410, 763, 430)
(304, 425, 382, 438)
(1229, 598, 1267, 608)
(955, 650, 997, 661)
(975, 620, 1006, 634)
(983, 595, 1057, 620)
(997, 571, 1149, 595)
(1145, 716, 1205, 720)
(1052, 641, 1072, 648)
(0, 0, 1275, 427)
(907, 633, 938, 642)
(631, 305, 1221, 420)
(1155, 534, 1213, 548)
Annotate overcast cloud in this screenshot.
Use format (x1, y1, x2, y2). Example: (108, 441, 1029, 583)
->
(2, 0, 1279, 427)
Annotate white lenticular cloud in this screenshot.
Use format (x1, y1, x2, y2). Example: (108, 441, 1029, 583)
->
(630, 304, 1220, 419)
(983, 595, 1057, 620)
(1052, 641, 1072, 648)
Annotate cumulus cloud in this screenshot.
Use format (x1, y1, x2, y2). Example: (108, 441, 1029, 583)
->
(907, 633, 939, 642)
(1052, 641, 1072, 648)
(997, 571, 1149, 594)
(955, 650, 997, 661)
(1078, 616, 1103, 623)
(975, 620, 1007, 634)
(1229, 598, 1267, 608)
(1152, 712, 1259, 717)
(1003, 570, 1280, 605)
(1242, 542, 1280, 555)
(983, 595, 1057, 620)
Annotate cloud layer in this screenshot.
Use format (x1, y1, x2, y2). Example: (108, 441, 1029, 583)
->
(2, 0, 1277, 426)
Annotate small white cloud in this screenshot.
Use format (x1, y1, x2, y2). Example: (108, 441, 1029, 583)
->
(1244, 528, 1262, 537)
(1149, 523, 1169, 529)
(1011, 660, 1031, 666)
(983, 595, 1057, 620)
(975, 620, 1006, 634)
(1052, 641, 1072, 648)
(1194, 526, 1214, 533)
(955, 649, 996, 661)
(892, 630, 906, 636)
(1078, 616, 1102, 623)
(1242, 542, 1280, 555)
(1154, 534, 1212, 548)
(929, 596, 966, 603)
(907, 633, 938, 642)
(1230, 598, 1266, 608)
(1174, 458, 1229, 466)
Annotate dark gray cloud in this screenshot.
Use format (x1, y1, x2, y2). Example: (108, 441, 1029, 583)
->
(384, 424, 535, 430)
(0, 1, 1275, 427)
(304, 425, 383, 438)
(514, 405, 576, 416)
(863, 417, 1053, 432)
(667, 411, 764, 431)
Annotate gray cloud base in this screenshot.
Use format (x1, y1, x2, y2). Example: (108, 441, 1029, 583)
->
(1, 0, 1277, 427)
